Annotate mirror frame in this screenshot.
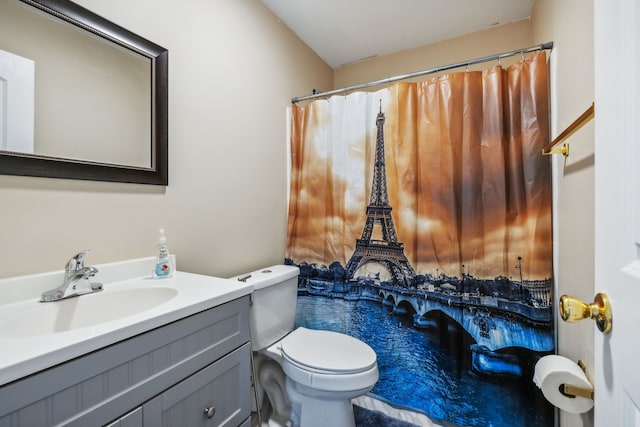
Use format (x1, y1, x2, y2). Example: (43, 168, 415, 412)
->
(0, 0, 168, 185)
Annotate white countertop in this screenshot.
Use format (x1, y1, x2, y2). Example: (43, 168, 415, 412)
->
(0, 257, 252, 386)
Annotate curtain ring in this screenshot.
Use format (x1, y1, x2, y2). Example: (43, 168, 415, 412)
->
(466, 63, 469, 72)
(521, 50, 525, 62)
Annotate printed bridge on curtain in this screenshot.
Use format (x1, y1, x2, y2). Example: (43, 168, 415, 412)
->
(375, 284, 554, 372)
(345, 108, 415, 287)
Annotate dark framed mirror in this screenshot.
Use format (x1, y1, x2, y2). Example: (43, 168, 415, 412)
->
(0, 0, 168, 185)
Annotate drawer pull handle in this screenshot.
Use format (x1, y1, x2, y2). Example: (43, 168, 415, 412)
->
(204, 406, 216, 418)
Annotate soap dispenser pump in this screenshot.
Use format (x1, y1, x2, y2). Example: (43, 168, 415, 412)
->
(153, 228, 174, 278)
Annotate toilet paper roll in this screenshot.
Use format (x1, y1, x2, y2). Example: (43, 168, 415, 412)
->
(533, 355, 594, 414)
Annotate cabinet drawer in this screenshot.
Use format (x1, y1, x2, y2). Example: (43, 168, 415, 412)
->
(143, 343, 251, 427)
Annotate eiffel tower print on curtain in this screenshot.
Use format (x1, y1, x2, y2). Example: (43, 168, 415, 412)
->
(345, 107, 416, 287)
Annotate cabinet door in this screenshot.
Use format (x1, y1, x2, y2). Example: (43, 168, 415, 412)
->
(143, 343, 251, 427)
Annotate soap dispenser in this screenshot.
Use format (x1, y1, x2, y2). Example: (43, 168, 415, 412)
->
(153, 228, 174, 278)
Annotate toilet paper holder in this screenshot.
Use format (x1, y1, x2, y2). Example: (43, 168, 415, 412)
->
(559, 360, 594, 400)
(561, 384, 593, 400)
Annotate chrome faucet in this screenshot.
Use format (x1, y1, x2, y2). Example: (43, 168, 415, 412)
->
(40, 250, 103, 302)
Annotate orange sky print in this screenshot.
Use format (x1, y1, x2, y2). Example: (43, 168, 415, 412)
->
(287, 51, 552, 281)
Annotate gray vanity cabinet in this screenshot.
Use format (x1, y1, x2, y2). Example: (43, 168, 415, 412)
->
(0, 296, 252, 427)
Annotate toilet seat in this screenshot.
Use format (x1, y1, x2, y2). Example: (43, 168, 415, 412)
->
(280, 328, 379, 393)
(281, 327, 377, 374)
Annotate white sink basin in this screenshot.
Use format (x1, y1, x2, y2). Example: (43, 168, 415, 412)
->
(0, 286, 178, 337)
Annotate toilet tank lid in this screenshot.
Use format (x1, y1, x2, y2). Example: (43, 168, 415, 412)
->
(230, 265, 299, 290)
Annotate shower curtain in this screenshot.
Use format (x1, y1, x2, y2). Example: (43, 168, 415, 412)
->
(286, 51, 554, 427)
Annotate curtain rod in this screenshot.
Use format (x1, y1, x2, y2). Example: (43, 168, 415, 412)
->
(292, 42, 554, 104)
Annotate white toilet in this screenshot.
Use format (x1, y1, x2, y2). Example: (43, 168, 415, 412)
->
(233, 265, 379, 427)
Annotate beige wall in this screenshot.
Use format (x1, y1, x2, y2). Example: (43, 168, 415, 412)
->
(533, 1, 595, 426)
(0, 0, 332, 279)
(334, 20, 533, 90)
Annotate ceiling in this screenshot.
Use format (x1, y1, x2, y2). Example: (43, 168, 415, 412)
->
(261, 0, 534, 68)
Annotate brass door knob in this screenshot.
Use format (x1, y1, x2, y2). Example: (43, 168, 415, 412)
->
(559, 293, 612, 333)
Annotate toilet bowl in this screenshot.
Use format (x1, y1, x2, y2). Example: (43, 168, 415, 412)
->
(232, 265, 379, 427)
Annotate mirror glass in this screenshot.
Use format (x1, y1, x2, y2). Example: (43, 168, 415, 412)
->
(0, 0, 168, 184)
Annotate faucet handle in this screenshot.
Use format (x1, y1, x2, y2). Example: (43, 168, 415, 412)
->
(65, 250, 91, 275)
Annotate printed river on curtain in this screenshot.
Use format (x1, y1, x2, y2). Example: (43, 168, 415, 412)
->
(286, 52, 554, 427)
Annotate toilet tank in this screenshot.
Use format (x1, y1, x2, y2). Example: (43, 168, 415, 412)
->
(231, 265, 299, 351)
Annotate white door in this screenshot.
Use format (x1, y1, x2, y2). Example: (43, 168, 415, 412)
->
(0, 49, 35, 153)
(594, 0, 640, 424)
